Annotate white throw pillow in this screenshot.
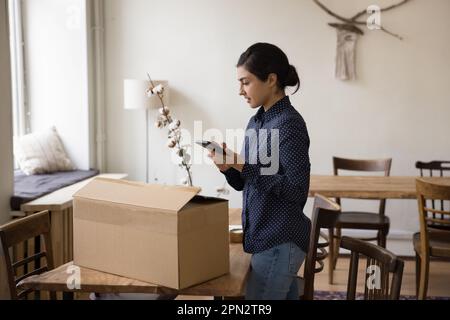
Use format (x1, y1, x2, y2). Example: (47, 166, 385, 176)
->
(14, 126, 76, 175)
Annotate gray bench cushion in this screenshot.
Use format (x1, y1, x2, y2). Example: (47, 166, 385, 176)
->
(10, 169, 99, 210)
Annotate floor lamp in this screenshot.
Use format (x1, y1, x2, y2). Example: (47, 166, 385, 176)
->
(123, 79, 168, 183)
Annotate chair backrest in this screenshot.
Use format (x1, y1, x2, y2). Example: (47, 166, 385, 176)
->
(415, 179, 450, 245)
(0, 211, 55, 300)
(303, 194, 341, 300)
(340, 236, 404, 300)
(333, 157, 392, 215)
(416, 162, 450, 226)
(416, 161, 450, 178)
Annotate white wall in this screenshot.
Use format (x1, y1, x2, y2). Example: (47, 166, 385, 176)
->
(0, 0, 13, 299)
(104, 0, 450, 255)
(22, 0, 92, 170)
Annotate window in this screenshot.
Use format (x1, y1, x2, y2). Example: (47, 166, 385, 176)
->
(8, 0, 100, 171)
(8, 0, 28, 169)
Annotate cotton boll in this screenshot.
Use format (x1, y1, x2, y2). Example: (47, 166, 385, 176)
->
(152, 84, 164, 95)
(168, 120, 180, 131)
(167, 139, 176, 148)
(146, 88, 155, 98)
(183, 153, 191, 163)
(159, 107, 170, 116)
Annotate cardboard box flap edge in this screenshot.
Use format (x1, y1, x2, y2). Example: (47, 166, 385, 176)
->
(194, 194, 229, 202)
(73, 177, 202, 212)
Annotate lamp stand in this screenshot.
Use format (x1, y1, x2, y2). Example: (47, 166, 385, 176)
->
(145, 108, 149, 184)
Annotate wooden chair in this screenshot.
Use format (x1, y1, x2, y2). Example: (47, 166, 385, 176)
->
(340, 236, 404, 300)
(416, 161, 450, 232)
(329, 157, 392, 284)
(0, 210, 56, 300)
(301, 194, 341, 300)
(416, 160, 450, 178)
(414, 179, 450, 300)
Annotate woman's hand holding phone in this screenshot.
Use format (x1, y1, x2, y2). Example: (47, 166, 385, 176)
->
(207, 142, 231, 172)
(206, 142, 244, 173)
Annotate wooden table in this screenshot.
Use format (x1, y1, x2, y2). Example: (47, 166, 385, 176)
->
(17, 174, 128, 268)
(309, 175, 450, 199)
(18, 208, 250, 299)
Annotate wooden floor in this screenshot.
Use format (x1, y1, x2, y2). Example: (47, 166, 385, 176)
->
(176, 257, 450, 300)
(311, 256, 450, 298)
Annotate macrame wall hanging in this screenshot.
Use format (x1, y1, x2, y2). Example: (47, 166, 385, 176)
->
(313, 0, 412, 81)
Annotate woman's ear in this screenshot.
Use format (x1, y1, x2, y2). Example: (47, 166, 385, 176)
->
(267, 73, 278, 88)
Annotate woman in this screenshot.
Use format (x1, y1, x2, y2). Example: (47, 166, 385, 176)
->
(208, 43, 311, 300)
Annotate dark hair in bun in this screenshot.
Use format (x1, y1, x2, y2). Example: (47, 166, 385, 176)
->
(237, 43, 300, 94)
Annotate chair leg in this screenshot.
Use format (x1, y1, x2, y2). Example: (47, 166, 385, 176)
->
(328, 228, 334, 285)
(333, 227, 341, 270)
(418, 253, 429, 300)
(415, 252, 421, 298)
(378, 230, 387, 248)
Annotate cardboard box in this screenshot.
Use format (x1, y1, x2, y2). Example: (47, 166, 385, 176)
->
(72, 177, 229, 289)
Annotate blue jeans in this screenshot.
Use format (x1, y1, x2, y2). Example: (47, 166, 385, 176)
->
(245, 242, 306, 300)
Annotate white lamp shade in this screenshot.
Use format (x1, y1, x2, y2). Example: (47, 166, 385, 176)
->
(123, 79, 169, 110)
(123, 79, 150, 110)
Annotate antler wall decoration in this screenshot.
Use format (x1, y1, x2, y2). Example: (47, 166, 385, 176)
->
(313, 0, 412, 80)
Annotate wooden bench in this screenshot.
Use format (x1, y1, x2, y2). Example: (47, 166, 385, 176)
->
(12, 174, 127, 269)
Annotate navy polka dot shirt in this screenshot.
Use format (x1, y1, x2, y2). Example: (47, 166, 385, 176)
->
(222, 96, 311, 254)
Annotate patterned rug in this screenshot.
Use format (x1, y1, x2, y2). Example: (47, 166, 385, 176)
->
(314, 290, 450, 300)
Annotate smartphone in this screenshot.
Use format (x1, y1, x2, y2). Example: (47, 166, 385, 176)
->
(195, 140, 226, 155)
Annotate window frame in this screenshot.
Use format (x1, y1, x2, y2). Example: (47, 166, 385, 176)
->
(8, 0, 29, 169)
